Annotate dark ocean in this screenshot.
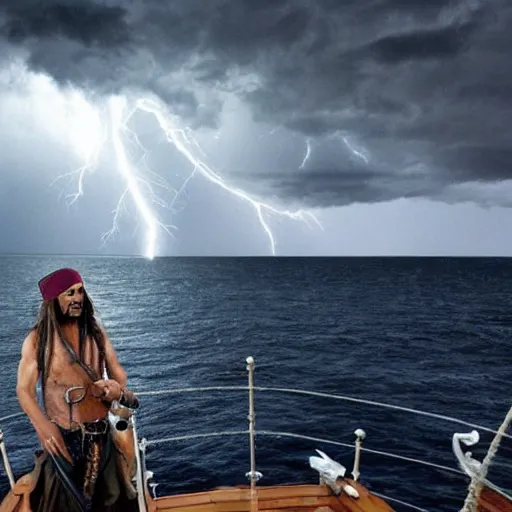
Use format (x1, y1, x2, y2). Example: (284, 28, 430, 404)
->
(0, 256, 511, 512)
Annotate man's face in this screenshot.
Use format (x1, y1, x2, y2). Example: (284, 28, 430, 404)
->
(57, 282, 84, 318)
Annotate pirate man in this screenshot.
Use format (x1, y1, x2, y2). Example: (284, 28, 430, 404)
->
(16, 268, 140, 511)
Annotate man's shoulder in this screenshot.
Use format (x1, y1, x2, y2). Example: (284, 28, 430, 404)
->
(97, 322, 111, 340)
(23, 328, 38, 348)
(19, 329, 38, 359)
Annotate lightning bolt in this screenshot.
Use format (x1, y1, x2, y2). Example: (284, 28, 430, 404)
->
(340, 135, 369, 164)
(132, 97, 322, 255)
(107, 96, 175, 260)
(299, 138, 312, 169)
(55, 90, 323, 258)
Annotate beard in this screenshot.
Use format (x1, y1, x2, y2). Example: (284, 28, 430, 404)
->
(67, 304, 83, 318)
(55, 300, 83, 323)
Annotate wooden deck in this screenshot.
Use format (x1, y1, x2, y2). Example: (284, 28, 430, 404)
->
(0, 476, 395, 512)
(3, 474, 512, 512)
(146, 481, 395, 512)
(2, 468, 512, 511)
(478, 487, 512, 512)
(0, 475, 394, 512)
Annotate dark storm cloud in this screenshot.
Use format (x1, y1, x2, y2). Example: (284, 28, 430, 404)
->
(4, 2, 130, 47)
(258, 165, 440, 209)
(1, 0, 511, 208)
(367, 22, 476, 63)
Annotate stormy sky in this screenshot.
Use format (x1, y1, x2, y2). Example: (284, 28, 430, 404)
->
(1, 0, 512, 256)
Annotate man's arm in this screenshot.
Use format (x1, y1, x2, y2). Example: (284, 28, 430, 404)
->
(16, 331, 48, 428)
(16, 331, 73, 463)
(94, 326, 139, 409)
(102, 326, 127, 387)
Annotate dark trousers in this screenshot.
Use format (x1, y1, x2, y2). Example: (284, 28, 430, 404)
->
(30, 423, 139, 512)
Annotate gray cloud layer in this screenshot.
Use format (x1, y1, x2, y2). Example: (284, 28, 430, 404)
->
(1, 0, 511, 209)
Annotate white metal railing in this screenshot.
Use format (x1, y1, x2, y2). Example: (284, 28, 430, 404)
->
(246, 357, 259, 512)
(0, 413, 24, 423)
(2, 386, 511, 439)
(130, 357, 511, 512)
(133, 386, 512, 441)
(1, 356, 511, 512)
(0, 429, 15, 489)
(131, 413, 147, 512)
(144, 429, 464, 475)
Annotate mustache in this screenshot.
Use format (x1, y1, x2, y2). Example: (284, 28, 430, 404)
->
(69, 302, 83, 308)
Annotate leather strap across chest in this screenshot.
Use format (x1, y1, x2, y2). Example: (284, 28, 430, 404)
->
(58, 331, 103, 383)
(58, 332, 106, 429)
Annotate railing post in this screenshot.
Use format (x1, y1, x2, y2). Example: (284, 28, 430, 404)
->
(352, 429, 366, 481)
(132, 413, 148, 512)
(0, 428, 15, 490)
(246, 356, 259, 512)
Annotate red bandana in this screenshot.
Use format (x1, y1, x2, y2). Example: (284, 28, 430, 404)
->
(38, 268, 83, 301)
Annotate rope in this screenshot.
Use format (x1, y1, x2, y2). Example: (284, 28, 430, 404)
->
(460, 405, 512, 512)
(135, 385, 512, 439)
(145, 429, 464, 476)
(372, 492, 430, 512)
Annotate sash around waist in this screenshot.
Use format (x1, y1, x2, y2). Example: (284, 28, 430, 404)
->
(59, 418, 110, 436)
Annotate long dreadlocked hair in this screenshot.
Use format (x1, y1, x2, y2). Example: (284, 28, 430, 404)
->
(33, 289, 106, 398)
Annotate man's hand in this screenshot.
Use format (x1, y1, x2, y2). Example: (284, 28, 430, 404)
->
(92, 379, 122, 402)
(36, 421, 73, 465)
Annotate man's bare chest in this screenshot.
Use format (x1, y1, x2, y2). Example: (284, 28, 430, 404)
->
(44, 334, 108, 426)
(47, 335, 102, 386)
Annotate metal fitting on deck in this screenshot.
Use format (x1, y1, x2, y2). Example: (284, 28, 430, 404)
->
(352, 429, 366, 482)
